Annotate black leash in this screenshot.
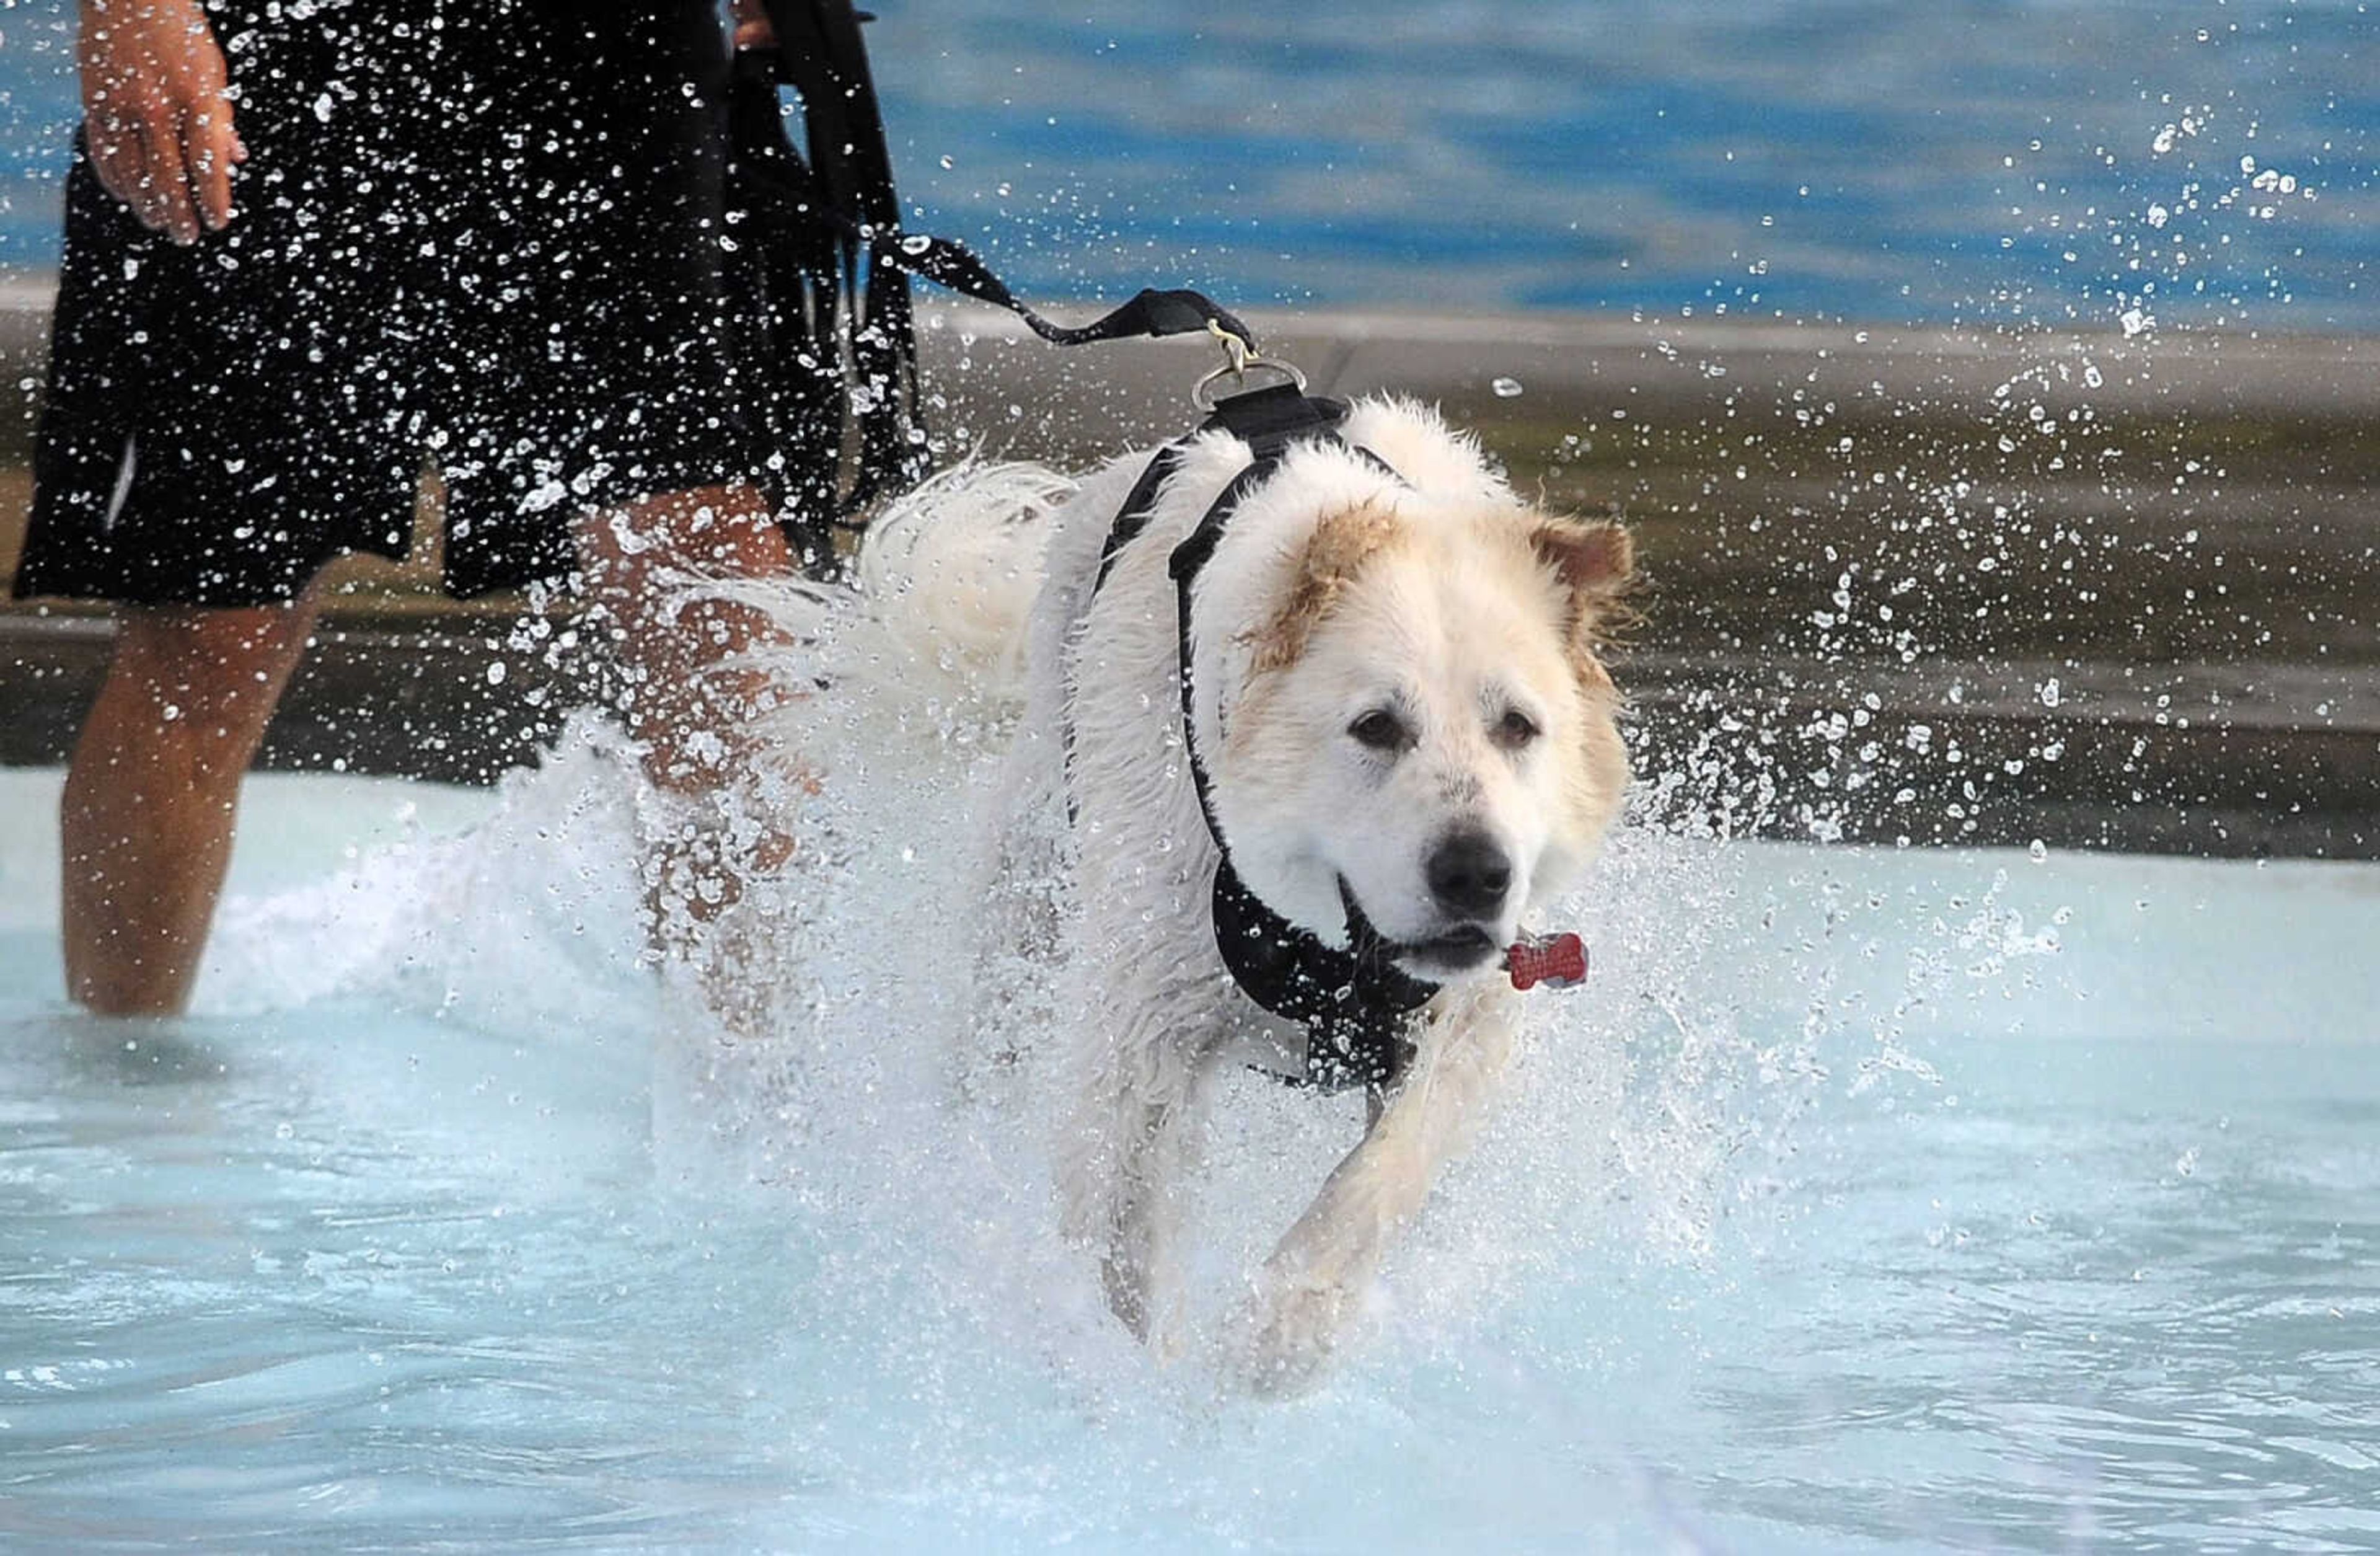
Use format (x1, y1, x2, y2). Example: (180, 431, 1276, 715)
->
(750, 2, 935, 513)
(739, 4, 1259, 559)
(870, 233, 1257, 352)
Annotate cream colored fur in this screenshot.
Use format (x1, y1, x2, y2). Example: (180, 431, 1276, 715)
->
(738, 399, 1633, 1393)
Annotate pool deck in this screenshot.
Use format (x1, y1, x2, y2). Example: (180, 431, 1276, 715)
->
(3, 279, 2375, 858)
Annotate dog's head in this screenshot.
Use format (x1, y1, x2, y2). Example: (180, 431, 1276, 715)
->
(1207, 487, 1634, 981)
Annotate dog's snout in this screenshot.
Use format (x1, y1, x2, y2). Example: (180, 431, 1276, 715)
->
(1426, 829, 1512, 919)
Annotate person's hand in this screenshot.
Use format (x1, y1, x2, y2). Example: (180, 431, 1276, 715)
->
(730, 0, 777, 50)
(77, 0, 244, 244)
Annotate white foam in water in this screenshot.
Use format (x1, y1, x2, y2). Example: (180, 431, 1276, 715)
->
(203, 716, 653, 1034)
(2, 690, 2378, 1546)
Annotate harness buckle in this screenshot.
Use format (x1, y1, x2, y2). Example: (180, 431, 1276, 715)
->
(1192, 318, 1310, 411)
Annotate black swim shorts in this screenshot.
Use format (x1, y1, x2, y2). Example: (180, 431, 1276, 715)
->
(14, 0, 764, 607)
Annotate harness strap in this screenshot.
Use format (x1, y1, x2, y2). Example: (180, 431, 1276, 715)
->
(1093, 446, 1186, 593)
(1095, 382, 1357, 593)
(1116, 386, 1437, 1092)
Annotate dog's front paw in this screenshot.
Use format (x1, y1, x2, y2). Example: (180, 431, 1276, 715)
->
(1219, 1269, 1363, 1397)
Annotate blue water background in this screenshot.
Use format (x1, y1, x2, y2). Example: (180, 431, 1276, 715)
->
(0, 0, 2372, 331)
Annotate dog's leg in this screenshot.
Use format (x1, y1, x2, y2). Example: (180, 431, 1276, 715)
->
(956, 816, 1066, 1103)
(1056, 981, 1225, 1357)
(951, 714, 1075, 1105)
(1095, 1091, 1177, 1345)
(1224, 982, 1520, 1394)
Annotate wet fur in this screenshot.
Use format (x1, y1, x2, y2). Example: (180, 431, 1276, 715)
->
(783, 397, 1635, 1390)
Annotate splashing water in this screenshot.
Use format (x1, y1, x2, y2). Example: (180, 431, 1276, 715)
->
(6, 640, 2378, 1548)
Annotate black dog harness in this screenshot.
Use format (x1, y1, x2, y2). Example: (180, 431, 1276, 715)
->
(1089, 382, 1438, 1092)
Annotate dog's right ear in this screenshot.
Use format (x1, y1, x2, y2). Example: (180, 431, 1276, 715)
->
(1530, 517, 1636, 645)
(1250, 502, 1404, 672)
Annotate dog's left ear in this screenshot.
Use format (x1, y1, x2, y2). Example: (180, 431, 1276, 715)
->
(1530, 517, 1636, 642)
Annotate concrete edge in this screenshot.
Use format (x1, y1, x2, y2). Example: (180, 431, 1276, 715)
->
(5, 273, 2379, 424)
(6, 614, 2374, 860)
(4, 278, 2375, 858)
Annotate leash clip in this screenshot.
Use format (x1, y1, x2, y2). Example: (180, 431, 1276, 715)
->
(1193, 318, 1309, 411)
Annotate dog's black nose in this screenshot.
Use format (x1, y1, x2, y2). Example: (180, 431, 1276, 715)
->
(1426, 830, 1512, 919)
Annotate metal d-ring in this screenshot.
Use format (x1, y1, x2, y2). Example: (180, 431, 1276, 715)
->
(1192, 318, 1308, 411)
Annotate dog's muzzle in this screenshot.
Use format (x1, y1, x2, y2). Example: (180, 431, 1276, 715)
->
(1338, 878, 1502, 979)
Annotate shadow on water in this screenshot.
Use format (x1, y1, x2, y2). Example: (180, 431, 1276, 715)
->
(28, 1014, 237, 1089)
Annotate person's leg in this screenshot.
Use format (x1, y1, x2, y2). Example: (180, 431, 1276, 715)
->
(575, 480, 795, 795)
(61, 596, 320, 1015)
(574, 481, 804, 951)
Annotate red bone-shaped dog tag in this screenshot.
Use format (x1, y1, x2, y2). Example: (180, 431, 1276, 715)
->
(1505, 931, 1588, 991)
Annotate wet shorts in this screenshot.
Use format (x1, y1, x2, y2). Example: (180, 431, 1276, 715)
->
(14, 0, 761, 607)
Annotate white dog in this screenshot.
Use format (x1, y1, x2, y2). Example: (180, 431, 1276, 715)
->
(751, 390, 1634, 1390)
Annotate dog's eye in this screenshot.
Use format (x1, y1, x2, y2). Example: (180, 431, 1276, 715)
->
(1494, 708, 1540, 748)
(1349, 710, 1408, 752)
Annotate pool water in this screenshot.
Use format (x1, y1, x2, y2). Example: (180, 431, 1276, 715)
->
(4, 751, 2377, 1552)
(1, 0, 2373, 329)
